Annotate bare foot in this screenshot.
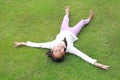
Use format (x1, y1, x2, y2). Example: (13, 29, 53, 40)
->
(65, 6, 70, 15)
(89, 10, 94, 19)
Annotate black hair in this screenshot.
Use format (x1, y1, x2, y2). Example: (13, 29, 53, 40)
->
(46, 50, 65, 63)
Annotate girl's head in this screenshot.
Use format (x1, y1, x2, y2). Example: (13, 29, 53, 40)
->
(46, 43, 66, 62)
(46, 50, 65, 62)
(46, 38, 67, 62)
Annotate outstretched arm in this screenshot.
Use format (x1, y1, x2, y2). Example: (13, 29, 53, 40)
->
(69, 46, 109, 70)
(14, 41, 54, 49)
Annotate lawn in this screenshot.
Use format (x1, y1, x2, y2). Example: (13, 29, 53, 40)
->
(0, 0, 120, 80)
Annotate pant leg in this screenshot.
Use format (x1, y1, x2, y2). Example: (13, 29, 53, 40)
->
(70, 18, 91, 36)
(60, 14, 70, 31)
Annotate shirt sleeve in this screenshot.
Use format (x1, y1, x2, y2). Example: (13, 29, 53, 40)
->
(26, 41, 54, 49)
(68, 46, 97, 65)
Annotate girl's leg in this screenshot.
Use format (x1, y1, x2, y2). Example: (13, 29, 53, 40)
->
(70, 18, 91, 36)
(60, 14, 69, 31)
(60, 6, 70, 31)
(70, 10, 94, 36)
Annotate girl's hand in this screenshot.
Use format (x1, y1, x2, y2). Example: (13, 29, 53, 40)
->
(94, 62, 110, 70)
(14, 42, 26, 47)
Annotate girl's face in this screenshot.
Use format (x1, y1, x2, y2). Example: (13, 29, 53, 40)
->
(52, 43, 65, 58)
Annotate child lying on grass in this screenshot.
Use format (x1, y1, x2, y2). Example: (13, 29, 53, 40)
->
(14, 6, 109, 70)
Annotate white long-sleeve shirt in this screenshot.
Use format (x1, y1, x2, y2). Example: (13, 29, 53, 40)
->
(26, 30, 97, 64)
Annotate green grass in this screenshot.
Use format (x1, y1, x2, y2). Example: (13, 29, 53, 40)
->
(0, 0, 120, 80)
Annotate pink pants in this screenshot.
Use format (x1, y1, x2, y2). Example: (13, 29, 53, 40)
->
(60, 15, 91, 36)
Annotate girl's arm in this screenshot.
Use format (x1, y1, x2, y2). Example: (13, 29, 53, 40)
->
(69, 46, 109, 70)
(14, 41, 54, 49)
